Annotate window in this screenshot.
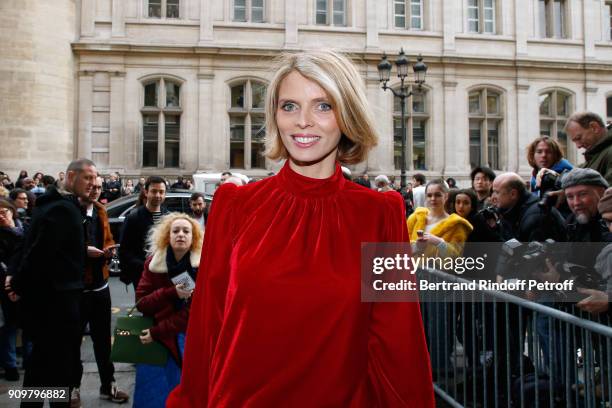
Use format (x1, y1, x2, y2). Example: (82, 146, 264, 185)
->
(467, 0, 495, 34)
(229, 80, 267, 169)
(607, 96, 612, 122)
(141, 78, 182, 168)
(394, 0, 423, 30)
(316, 0, 346, 26)
(539, 0, 566, 38)
(148, 0, 179, 18)
(605, 2, 612, 41)
(468, 88, 502, 170)
(393, 88, 428, 170)
(539, 90, 571, 155)
(233, 0, 265, 22)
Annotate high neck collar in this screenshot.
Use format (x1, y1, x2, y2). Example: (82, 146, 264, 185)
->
(277, 160, 346, 198)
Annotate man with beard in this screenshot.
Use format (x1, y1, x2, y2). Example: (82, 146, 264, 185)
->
(562, 168, 609, 268)
(188, 192, 206, 230)
(8, 159, 96, 403)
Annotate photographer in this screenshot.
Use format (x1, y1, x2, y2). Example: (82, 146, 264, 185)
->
(562, 168, 608, 269)
(575, 187, 612, 314)
(527, 135, 573, 196)
(565, 111, 612, 184)
(489, 173, 566, 392)
(492, 173, 566, 244)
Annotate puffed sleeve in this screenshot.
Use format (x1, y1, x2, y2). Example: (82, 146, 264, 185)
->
(167, 183, 239, 408)
(366, 192, 435, 407)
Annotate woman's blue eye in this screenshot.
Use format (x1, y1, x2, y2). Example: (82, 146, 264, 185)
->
(281, 102, 297, 112)
(318, 103, 332, 111)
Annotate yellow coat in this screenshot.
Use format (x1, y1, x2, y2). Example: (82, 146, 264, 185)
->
(407, 207, 473, 258)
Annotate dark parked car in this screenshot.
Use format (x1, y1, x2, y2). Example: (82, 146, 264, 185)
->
(105, 190, 212, 276)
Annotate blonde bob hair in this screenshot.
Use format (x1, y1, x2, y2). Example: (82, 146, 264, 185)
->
(146, 212, 203, 256)
(264, 50, 378, 165)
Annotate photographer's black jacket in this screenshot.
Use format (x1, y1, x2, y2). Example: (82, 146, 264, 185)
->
(499, 191, 567, 243)
(566, 213, 608, 269)
(12, 186, 86, 295)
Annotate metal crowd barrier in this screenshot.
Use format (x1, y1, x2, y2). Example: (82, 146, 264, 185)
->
(418, 267, 612, 408)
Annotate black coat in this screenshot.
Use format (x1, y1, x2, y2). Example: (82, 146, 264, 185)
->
(566, 213, 608, 269)
(118, 205, 168, 286)
(12, 186, 86, 296)
(498, 191, 567, 243)
(0, 223, 25, 326)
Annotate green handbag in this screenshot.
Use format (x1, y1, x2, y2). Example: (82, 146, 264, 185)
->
(110, 302, 169, 366)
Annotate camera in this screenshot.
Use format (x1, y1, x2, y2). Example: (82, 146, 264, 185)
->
(478, 206, 499, 222)
(499, 239, 564, 280)
(539, 172, 562, 194)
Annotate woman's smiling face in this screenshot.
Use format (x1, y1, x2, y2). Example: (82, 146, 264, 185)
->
(275, 71, 342, 170)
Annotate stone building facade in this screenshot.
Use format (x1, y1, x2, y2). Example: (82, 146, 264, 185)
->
(4, 0, 612, 183)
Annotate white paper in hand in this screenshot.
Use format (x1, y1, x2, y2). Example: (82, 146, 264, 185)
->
(171, 271, 196, 292)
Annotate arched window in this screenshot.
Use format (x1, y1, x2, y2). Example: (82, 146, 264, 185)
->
(141, 78, 182, 168)
(229, 80, 267, 169)
(393, 87, 428, 170)
(468, 88, 502, 170)
(539, 89, 571, 155)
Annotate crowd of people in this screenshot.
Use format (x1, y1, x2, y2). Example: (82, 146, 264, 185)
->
(1, 48, 612, 407)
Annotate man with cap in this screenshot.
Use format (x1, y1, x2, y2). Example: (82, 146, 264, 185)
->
(562, 168, 609, 269)
(576, 187, 612, 314)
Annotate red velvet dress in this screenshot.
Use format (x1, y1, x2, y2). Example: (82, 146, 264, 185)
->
(167, 162, 434, 407)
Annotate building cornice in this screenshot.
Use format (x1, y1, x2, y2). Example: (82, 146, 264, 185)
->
(72, 42, 612, 71)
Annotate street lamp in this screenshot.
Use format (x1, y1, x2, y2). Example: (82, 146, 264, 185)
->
(377, 49, 427, 190)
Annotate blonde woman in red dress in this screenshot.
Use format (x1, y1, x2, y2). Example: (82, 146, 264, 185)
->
(168, 50, 434, 407)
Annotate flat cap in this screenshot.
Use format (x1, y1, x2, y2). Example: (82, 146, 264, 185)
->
(561, 168, 609, 190)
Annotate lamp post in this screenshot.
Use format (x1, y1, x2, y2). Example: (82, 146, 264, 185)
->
(377, 49, 427, 190)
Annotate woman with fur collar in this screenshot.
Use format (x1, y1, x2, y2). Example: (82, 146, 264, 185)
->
(134, 213, 203, 408)
(407, 179, 473, 258)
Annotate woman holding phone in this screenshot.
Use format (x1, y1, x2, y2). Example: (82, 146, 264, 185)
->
(133, 213, 202, 408)
(168, 50, 434, 407)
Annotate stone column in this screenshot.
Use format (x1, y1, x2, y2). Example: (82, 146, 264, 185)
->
(442, 0, 455, 54)
(109, 72, 125, 168)
(585, 84, 599, 112)
(515, 82, 531, 173)
(111, 0, 125, 38)
(515, 0, 528, 56)
(197, 73, 214, 170)
(442, 79, 459, 174)
(284, 0, 298, 47)
(78, 71, 94, 159)
(81, 0, 96, 37)
(199, 0, 213, 42)
(365, 75, 383, 173)
(365, 0, 378, 51)
(583, 0, 596, 60)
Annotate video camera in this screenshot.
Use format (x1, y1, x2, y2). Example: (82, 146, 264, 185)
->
(499, 239, 564, 280)
(498, 239, 605, 297)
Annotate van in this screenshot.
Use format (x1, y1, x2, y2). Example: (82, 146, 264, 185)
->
(192, 172, 249, 194)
